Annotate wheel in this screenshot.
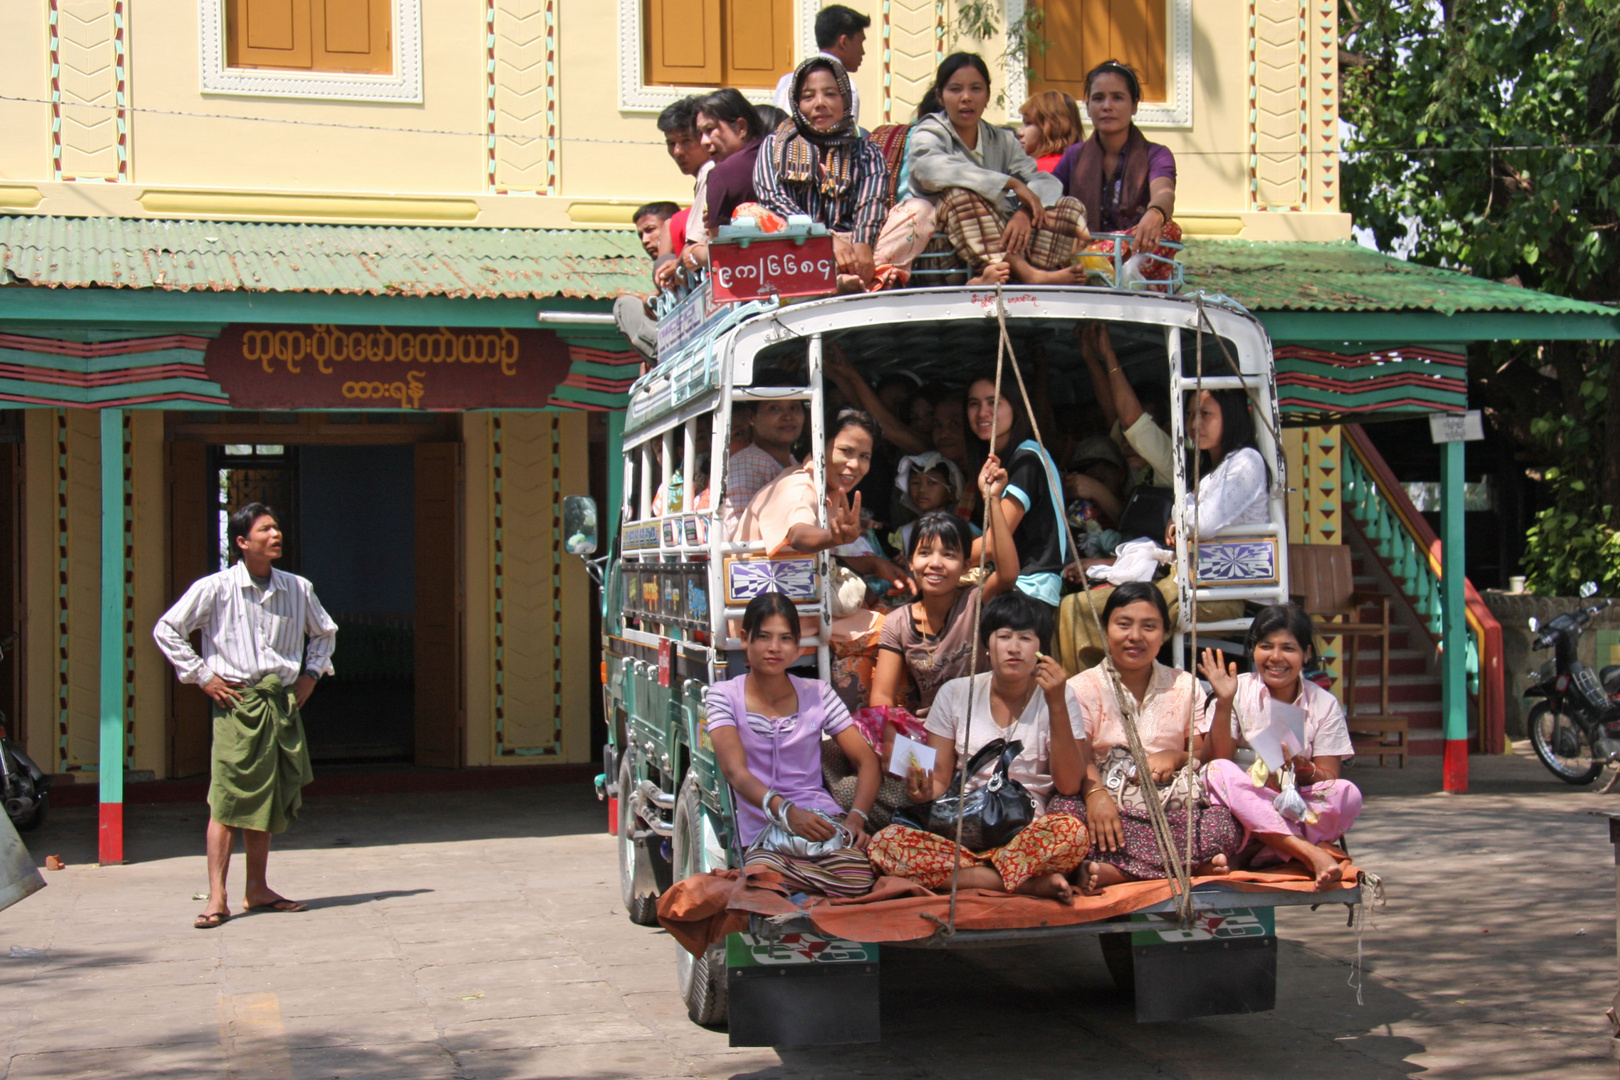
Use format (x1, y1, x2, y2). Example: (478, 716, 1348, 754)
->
(1098, 932, 1135, 994)
(673, 777, 727, 1026)
(618, 754, 660, 925)
(1528, 702, 1603, 785)
(14, 791, 47, 833)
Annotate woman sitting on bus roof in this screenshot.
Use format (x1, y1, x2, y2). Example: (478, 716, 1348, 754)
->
(707, 592, 881, 897)
(867, 591, 1091, 903)
(902, 53, 1090, 287)
(1018, 89, 1086, 174)
(1051, 61, 1181, 266)
(964, 372, 1069, 613)
(1050, 582, 1242, 894)
(1196, 604, 1361, 890)
(753, 55, 890, 291)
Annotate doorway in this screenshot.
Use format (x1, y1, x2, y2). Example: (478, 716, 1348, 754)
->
(165, 413, 462, 776)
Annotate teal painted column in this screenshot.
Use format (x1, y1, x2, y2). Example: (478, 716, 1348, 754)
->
(1441, 438, 1469, 793)
(604, 410, 624, 552)
(98, 408, 125, 863)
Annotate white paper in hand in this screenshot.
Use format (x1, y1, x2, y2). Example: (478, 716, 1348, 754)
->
(888, 733, 937, 778)
(1269, 700, 1308, 759)
(1245, 716, 1290, 772)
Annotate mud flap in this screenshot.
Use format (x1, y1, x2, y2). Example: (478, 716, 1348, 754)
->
(1128, 908, 1277, 1022)
(725, 932, 880, 1046)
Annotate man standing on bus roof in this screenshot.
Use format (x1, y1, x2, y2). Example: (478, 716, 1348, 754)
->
(773, 5, 868, 130)
(154, 502, 337, 930)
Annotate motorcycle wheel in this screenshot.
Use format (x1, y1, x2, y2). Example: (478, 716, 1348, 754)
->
(14, 790, 47, 832)
(1527, 702, 1603, 785)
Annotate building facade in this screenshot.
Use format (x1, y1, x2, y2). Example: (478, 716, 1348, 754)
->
(0, 1, 1614, 857)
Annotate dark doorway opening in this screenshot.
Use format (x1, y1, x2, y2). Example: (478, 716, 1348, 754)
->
(212, 442, 417, 765)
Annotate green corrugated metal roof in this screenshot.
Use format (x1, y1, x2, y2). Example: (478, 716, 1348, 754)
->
(0, 215, 649, 300)
(1183, 239, 1616, 317)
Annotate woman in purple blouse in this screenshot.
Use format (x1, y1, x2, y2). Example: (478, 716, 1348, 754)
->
(706, 592, 881, 896)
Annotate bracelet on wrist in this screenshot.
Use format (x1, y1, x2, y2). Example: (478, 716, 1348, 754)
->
(847, 807, 870, 825)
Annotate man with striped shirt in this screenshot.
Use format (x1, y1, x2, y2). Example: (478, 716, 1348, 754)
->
(155, 502, 338, 929)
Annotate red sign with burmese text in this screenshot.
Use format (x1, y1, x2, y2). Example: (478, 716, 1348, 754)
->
(709, 236, 838, 302)
(204, 324, 572, 410)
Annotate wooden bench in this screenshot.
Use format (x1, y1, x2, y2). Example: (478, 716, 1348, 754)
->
(1347, 715, 1408, 767)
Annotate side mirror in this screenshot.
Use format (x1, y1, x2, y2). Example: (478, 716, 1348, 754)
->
(563, 495, 598, 556)
(1581, 581, 1599, 599)
(1527, 616, 1539, 633)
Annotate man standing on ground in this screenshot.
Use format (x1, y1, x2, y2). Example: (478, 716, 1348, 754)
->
(154, 503, 337, 929)
(773, 5, 869, 129)
(722, 374, 807, 537)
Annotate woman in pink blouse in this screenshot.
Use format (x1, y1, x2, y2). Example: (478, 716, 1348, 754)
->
(1197, 604, 1362, 890)
(706, 592, 881, 897)
(1051, 582, 1242, 893)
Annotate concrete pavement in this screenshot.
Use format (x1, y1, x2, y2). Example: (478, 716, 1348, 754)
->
(1, 746, 1617, 1079)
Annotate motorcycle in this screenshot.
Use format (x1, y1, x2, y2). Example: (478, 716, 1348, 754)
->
(0, 635, 50, 831)
(1524, 583, 1620, 785)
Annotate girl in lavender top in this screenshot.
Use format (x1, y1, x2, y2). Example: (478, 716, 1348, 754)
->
(705, 592, 881, 897)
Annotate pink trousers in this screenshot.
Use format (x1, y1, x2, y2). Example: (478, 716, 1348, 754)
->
(1203, 758, 1362, 863)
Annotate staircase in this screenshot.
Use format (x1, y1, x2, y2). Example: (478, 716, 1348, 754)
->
(1343, 537, 1447, 755)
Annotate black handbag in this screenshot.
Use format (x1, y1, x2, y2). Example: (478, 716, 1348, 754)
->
(894, 738, 1035, 852)
(1115, 485, 1175, 543)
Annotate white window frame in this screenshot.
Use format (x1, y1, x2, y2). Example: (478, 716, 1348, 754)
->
(1004, 0, 1193, 128)
(618, 0, 818, 113)
(199, 0, 424, 103)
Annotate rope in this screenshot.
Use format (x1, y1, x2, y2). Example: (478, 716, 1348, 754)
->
(1191, 298, 1287, 499)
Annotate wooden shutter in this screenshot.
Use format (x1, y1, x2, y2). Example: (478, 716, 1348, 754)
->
(165, 441, 213, 780)
(413, 442, 462, 769)
(1030, 0, 1169, 105)
(227, 0, 391, 74)
(646, 0, 723, 86)
(722, 0, 793, 89)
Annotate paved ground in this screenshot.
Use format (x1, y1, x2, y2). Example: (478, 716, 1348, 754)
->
(2, 746, 1617, 1079)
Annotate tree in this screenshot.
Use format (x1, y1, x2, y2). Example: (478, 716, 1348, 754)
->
(1339, 0, 1620, 592)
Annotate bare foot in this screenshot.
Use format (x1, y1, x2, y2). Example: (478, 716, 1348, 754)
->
(1014, 872, 1074, 905)
(1012, 264, 1086, 286)
(1192, 853, 1231, 877)
(1078, 859, 1130, 896)
(244, 889, 308, 912)
(966, 261, 1012, 287)
(1304, 845, 1344, 891)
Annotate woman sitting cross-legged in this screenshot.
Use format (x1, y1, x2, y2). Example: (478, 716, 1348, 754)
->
(1050, 582, 1243, 894)
(904, 52, 1091, 286)
(867, 591, 1092, 904)
(706, 592, 881, 898)
(1196, 603, 1363, 890)
(754, 55, 890, 291)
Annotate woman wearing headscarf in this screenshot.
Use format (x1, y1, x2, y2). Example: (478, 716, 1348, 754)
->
(754, 55, 890, 290)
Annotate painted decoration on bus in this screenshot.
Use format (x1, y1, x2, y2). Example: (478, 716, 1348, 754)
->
(622, 522, 660, 551)
(204, 324, 571, 410)
(1130, 907, 1275, 946)
(1195, 537, 1280, 585)
(709, 236, 837, 302)
(725, 932, 877, 967)
(724, 554, 818, 605)
(655, 278, 724, 359)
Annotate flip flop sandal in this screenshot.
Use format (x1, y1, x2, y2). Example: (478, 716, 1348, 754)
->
(244, 899, 308, 913)
(194, 911, 230, 930)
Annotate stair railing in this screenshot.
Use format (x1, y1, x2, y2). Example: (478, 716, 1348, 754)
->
(1341, 424, 1505, 754)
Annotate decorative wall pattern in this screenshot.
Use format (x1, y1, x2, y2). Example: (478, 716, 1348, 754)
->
(1247, 0, 1309, 211)
(493, 412, 562, 756)
(880, 0, 947, 124)
(488, 0, 559, 195)
(1313, 0, 1339, 210)
(1286, 424, 1344, 687)
(50, 0, 128, 182)
(54, 409, 101, 772)
(121, 411, 134, 770)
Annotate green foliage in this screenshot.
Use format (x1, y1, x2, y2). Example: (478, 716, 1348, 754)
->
(1341, 0, 1620, 583)
(1520, 467, 1620, 596)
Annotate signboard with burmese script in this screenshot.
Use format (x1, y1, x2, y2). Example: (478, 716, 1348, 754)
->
(204, 324, 572, 410)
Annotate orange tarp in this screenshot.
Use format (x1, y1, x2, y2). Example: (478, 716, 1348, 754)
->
(657, 855, 1361, 956)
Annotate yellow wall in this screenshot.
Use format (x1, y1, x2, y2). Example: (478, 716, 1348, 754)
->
(0, 0, 1348, 239)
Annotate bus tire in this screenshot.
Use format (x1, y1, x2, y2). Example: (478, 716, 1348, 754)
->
(618, 754, 660, 926)
(673, 777, 728, 1026)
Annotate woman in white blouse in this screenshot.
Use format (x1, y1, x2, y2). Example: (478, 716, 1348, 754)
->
(1170, 387, 1268, 543)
